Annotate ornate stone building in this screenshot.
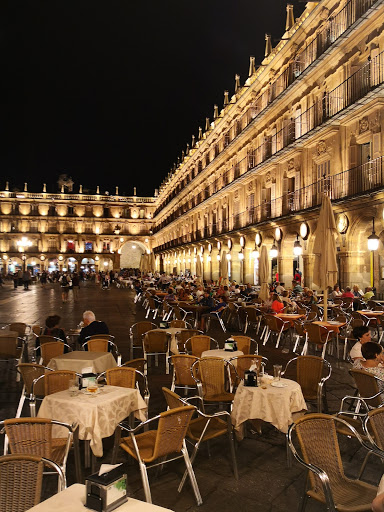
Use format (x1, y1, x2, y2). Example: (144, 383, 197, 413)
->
(1, 0, 384, 294)
(151, 0, 384, 295)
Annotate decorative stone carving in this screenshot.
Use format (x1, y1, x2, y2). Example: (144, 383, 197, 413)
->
(288, 159, 295, 170)
(317, 140, 327, 155)
(359, 117, 369, 134)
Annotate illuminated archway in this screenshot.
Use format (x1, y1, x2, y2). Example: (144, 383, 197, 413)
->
(120, 240, 149, 269)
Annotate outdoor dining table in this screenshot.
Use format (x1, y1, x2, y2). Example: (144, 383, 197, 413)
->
(231, 378, 307, 441)
(29, 484, 174, 512)
(47, 350, 117, 373)
(276, 313, 305, 326)
(201, 349, 243, 361)
(37, 385, 147, 459)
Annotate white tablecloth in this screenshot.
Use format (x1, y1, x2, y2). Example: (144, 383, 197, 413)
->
(201, 349, 244, 361)
(231, 379, 307, 439)
(48, 351, 117, 373)
(29, 484, 174, 511)
(38, 386, 147, 457)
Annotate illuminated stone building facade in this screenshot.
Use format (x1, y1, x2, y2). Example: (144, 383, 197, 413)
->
(1, 0, 384, 294)
(151, 0, 384, 295)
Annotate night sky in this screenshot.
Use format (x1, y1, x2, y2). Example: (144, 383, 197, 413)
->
(2, 1, 304, 197)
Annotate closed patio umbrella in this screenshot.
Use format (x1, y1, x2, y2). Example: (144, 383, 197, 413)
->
(313, 194, 338, 321)
(259, 245, 270, 302)
(196, 256, 202, 284)
(150, 252, 156, 273)
(139, 254, 145, 273)
(221, 250, 229, 286)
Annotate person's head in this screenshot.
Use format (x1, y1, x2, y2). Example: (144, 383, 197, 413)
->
(83, 310, 96, 326)
(345, 286, 351, 292)
(334, 285, 340, 291)
(361, 341, 382, 361)
(272, 293, 281, 302)
(352, 325, 371, 343)
(365, 287, 372, 292)
(167, 288, 173, 294)
(45, 315, 61, 329)
(282, 290, 289, 298)
(224, 286, 228, 291)
(353, 285, 360, 292)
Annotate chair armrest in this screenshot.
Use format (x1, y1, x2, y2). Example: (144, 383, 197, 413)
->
(118, 413, 162, 434)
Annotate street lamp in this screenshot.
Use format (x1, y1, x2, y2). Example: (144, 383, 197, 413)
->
(368, 217, 380, 287)
(270, 240, 278, 259)
(293, 235, 303, 257)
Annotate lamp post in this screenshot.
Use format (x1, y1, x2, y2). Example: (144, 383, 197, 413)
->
(367, 217, 380, 288)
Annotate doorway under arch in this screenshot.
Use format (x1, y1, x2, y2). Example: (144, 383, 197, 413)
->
(120, 241, 148, 269)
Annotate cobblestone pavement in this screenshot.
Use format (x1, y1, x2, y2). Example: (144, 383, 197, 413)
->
(0, 280, 382, 511)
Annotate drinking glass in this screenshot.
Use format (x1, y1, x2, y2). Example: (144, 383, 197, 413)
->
(273, 364, 282, 381)
(68, 378, 78, 396)
(86, 377, 98, 395)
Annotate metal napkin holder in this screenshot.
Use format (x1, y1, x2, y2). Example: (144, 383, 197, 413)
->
(85, 465, 128, 512)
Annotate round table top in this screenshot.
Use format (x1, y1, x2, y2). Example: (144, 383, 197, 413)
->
(201, 349, 244, 360)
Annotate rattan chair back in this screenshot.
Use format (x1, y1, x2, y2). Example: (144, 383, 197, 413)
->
(86, 334, 115, 342)
(162, 386, 186, 409)
(143, 330, 168, 353)
(187, 335, 216, 358)
(170, 355, 199, 387)
(195, 357, 226, 398)
(304, 323, 329, 344)
(105, 367, 136, 388)
(349, 368, 383, 408)
(366, 408, 384, 450)
(175, 330, 202, 351)
(40, 342, 65, 366)
(244, 307, 261, 323)
(265, 315, 289, 333)
(17, 364, 47, 396)
(121, 358, 146, 373)
(31, 325, 42, 337)
(4, 418, 55, 459)
(84, 339, 109, 352)
(232, 336, 252, 354)
(43, 370, 77, 395)
(230, 355, 266, 380)
(170, 320, 188, 328)
(293, 319, 306, 336)
(296, 356, 324, 399)
(0, 454, 44, 511)
(37, 335, 61, 346)
(10, 323, 27, 337)
(130, 321, 156, 340)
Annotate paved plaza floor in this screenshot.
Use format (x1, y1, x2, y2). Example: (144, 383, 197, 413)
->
(0, 279, 382, 511)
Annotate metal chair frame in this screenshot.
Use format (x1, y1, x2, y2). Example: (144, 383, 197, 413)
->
(129, 322, 157, 360)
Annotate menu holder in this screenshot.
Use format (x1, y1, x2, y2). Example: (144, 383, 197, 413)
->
(81, 367, 97, 389)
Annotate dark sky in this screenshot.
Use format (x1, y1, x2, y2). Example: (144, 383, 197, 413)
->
(2, 1, 304, 197)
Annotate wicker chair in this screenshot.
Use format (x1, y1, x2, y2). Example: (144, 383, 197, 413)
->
(262, 315, 291, 349)
(129, 321, 157, 360)
(282, 356, 331, 413)
(231, 335, 257, 355)
(142, 330, 170, 374)
(162, 301, 173, 322)
(349, 368, 384, 410)
(0, 336, 27, 380)
(15, 363, 53, 418)
(175, 329, 203, 353)
(99, 367, 149, 412)
(114, 406, 202, 505)
(1, 418, 80, 490)
(0, 454, 64, 511)
(37, 341, 72, 366)
(169, 354, 199, 395)
(162, 387, 238, 490)
(184, 335, 219, 358)
(31, 370, 81, 407)
(82, 338, 121, 365)
(243, 307, 263, 335)
(360, 407, 384, 480)
(31, 325, 43, 337)
(287, 414, 378, 511)
(145, 296, 161, 319)
(9, 322, 29, 338)
(292, 319, 307, 354)
(169, 319, 192, 329)
(302, 323, 331, 358)
(191, 357, 237, 409)
(120, 358, 147, 374)
(228, 355, 268, 380)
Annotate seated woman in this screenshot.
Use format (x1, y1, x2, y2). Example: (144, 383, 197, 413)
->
(271, 293, 284, 314)
(164, 288, 176, 301)
(281, 290, 297, 311)
(349, 325, 371, 362)
(353, 342, 384, 399)
(36, 314, 68, 355)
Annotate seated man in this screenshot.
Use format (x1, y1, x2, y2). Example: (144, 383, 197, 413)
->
(200, 296, 227, 331)
(79, 310, 109, 348)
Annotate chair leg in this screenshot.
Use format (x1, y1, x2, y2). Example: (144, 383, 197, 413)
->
(181, 443, 202, 506)
(139, 461, 152, 504)
(111, 427, 121, 465)
(15, 389, 25, 418)
(228, 430, 238, 479)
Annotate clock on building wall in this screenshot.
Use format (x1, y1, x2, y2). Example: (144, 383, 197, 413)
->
(336, 213, 349, 234)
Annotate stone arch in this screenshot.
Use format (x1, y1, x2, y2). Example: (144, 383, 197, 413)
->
(120, 240, 148, 269)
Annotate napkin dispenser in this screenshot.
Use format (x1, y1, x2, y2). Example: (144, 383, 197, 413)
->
(85, 465, 127, 512)
(244, 370, 257, 387)
(159, 321, 170, 329)
(81, 369, 97, 389)
(224, 338, 237, 352)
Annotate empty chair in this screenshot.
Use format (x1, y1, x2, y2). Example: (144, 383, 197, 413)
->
(185, 335, 219, 358)
(162, 301, 173, 322)
(35, 335, 64, 346)
(82, 338, 121, 365)
(360, 407, 384, 479)
(169, 354, 199, 395)
(100, 366, 149, 409)
(129, 322, 157, 360)
(9, 323, 29, 339)
(1, 417, 79, 490)
(114, 406, 202, 505)
(169, 319, 191, 329)
(287, 414, 377, 511)
(175, 329, 203, 353)
(142, 330, 170, 374)
(0, 335, 27, 380)
(145, 296, 161, 319)
(292, 319, 306, 354)
(191, 357, 236, 409)
(231, 335, 257, 355)
(31, 370, 80, 409)
(120, 358, 147, 374)
(37, 341, 72, 366)
(282, 356, 331, 413)
(302, 323, 331, 358)
(229, 354, 267, 378)
(243, 307, 263, 335)
(15, 363, 53, 418)
(85, 334, 116, 343)
(263, 315, 290, 349)
(0, 454, 64, 511)
(162, 387, 238, 489)
(31, 325, 43, 337)
(349, 368, 384, 409)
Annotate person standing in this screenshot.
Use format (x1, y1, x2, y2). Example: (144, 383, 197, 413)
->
(22, 269, 31, 290)
(59, 273, 71, 303)
(13, 272, 18, 289)
(71, 272, 80, 300)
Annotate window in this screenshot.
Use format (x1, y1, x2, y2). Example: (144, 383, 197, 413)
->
(247, 193, 255, 224)
(85, 242, 93, 252)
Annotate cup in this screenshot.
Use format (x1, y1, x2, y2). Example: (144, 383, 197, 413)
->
(68, 378, 78, 396)
(273, 364, 282, 381)
(86, 377, 98, 394)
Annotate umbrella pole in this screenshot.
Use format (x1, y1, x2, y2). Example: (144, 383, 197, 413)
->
(323, 288, 328, 322)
